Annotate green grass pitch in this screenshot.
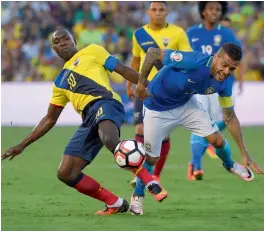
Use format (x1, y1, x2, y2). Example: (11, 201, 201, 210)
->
(2, 126, 264, 231)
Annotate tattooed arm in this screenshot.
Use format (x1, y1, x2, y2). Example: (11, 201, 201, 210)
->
(223, 107, 264, 173)
(136, 48, 165, 99)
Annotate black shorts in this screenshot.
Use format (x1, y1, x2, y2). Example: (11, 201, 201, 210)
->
(134, 98, 144, 125)
(64, 99, 125, 163)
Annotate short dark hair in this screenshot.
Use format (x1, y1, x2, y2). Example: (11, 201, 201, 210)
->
(149, 1, 167, 6)
(221, 43, 242, 61)
(198, 1, 228, 20)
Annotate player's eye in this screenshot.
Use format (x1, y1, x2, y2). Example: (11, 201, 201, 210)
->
(222, 63, 227, 68)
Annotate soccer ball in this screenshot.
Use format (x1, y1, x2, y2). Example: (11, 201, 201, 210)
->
(114, 139, 146, 169)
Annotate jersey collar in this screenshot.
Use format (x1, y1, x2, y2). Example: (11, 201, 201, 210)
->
(199, 23, 222, 30)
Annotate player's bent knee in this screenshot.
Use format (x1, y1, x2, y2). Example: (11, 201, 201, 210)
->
(206, 131, 225, 148)
(57, 165, 80, 185)
(136, 124, 144, 135)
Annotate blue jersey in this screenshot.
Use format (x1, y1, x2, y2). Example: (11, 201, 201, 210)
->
(144, 50, 233, 111)
(187, 24, 241, 84)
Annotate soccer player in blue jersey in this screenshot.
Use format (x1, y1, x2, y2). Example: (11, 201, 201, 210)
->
(2, 29, 168, 215)
(130, 44, 264, 215)
(186, 1, 244, 180)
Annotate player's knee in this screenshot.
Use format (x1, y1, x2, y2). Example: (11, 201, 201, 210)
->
(136, 124, 144, 135)
(145, 154, 158, 166)
(57, 166, 79, 185)
(209, 133, 225, 149)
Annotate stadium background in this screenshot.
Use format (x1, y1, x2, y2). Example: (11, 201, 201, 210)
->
(2, 1, 264, 231)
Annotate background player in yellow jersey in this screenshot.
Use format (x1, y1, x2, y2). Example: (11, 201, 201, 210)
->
(2, 29, 168, 215)
(126, 1, 192, 188)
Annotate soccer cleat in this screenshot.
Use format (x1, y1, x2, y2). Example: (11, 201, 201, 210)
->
(147, 183, 168, 202)
(206, 144, 218, 159)
(227, 163, 254, 182)
(130, 176, 137, 188)
(193, 169, 204, 180)
(187, 163, 194, 180)
(130, 194, 144, 215)
(187, 163, 204, 180)
(95, 199, 129, 215)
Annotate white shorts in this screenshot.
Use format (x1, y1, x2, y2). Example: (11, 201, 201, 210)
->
(143, 96, 218, 157)
(195, 94, 223, 122)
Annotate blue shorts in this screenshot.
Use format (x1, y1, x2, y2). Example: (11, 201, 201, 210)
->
(64, 99, 125, 163)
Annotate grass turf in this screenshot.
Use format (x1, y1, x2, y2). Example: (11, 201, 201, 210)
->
(1, 126, 264, 231)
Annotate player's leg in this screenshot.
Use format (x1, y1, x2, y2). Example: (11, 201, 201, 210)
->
(184, 96, 254, 181)
(205, 94, 226, 158)
(131, 107, 175, 215)
(188, 94, 209, 180)
(57, 123, 128, 215)
(95, 100, 168, 202)
(132, 99, 171, 185)
(130, 99, 145, 187)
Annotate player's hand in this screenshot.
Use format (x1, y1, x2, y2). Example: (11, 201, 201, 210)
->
(1, 144, 25, 161)
(126, 83, 135, 101)
(135, 82, 152, 100)
(242, 154, 264, 174)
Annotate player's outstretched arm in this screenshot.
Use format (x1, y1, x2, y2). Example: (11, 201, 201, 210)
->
(114, 62, 140, 85)
(223, 107, 264, 174)
(1, 104, 63, 161)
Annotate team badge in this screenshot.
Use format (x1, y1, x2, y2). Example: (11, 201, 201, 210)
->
(73, 58, 80, 67)
(145, 141, 152, 152)
(162, 38, 170, 47)
(170, 52, 183, 62)
(214, 34, 222, 46)
(205, 86, 215, 95)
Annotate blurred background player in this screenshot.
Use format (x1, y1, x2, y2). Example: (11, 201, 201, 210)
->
(1, 29, 168, 215)
(186, 1, 244, 180)
(126, 1, 192, 187)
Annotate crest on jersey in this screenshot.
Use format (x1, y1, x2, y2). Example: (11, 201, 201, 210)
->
(205, 86, 215, 95)
(214, 35, 222, 46)
(73, 58, 80, 67)
(162, 38, 170, 47)
(170, 52, 183, 62)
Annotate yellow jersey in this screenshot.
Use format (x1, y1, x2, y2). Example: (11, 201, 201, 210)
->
(132, 23, 192, 81)
(50, 44, 122, 115)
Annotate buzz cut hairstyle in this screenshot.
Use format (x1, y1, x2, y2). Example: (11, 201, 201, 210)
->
(198, 1, 228, 20)
(149, 1, 167, 6)
(220, 43, 242, 61)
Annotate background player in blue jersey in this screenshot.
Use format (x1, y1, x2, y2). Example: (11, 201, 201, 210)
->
(186, 1, 244, 180)
(130, 44, 264, 215)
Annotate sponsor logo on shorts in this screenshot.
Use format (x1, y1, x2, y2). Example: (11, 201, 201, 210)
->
(170, 52, 183, 62)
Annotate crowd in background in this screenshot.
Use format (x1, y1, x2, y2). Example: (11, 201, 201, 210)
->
(2, 1, 264, 82)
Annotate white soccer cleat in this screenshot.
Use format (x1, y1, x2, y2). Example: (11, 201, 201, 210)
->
(228, 163, 254, 182)
(130, 177, 137, 188)
(130, 194, 144, 215)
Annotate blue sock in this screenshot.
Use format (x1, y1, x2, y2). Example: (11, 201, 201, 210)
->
(216, 120, 226, 131)
(190, 134, 208, 170)
(215, 140, 234, 169)
(134, 162, 154, 197)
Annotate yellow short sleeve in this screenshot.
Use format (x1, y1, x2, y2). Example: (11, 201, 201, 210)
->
(218, 96, 234, 109)
(50, 84, 69, 107)
(177, 29, 192, 51)
(132, 33, 141, 57)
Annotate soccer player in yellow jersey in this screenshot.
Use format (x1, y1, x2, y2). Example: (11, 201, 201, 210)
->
(2, 29, 168, 215)
(126, 1, 192, 189)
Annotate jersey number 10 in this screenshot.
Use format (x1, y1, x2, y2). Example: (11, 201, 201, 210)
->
(201, 45, 213, 55)
(68, 73, 76, 90)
